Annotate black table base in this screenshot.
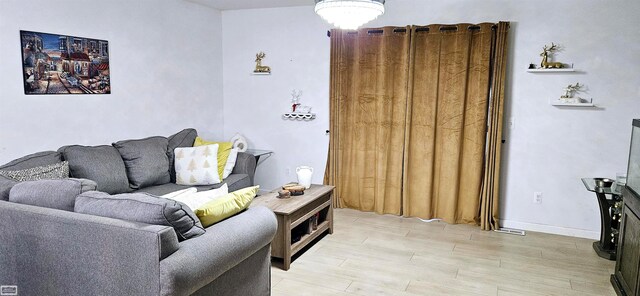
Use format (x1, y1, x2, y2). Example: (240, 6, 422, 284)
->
(582, 178, 622, 261)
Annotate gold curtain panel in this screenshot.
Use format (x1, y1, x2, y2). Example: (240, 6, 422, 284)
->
(327, 27, 411, 215)
(326, 22, 509, 229)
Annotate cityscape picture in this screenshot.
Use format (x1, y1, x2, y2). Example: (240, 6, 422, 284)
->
(20, 30, 110, 95)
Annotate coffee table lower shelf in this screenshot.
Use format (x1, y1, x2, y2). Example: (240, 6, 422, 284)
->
(291, 220, 330, 254)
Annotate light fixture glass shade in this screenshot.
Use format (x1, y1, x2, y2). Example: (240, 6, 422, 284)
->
(315, 0, 385, 30)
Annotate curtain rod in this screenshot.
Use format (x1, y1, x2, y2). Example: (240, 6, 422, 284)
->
(327, 28, 407, 37)
(327, 24, 495, 36)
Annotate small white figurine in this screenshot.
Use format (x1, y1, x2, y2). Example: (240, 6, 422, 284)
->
(291, 89, 302, 112)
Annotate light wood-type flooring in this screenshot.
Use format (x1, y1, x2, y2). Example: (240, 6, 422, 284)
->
(271, 208, 616, 296)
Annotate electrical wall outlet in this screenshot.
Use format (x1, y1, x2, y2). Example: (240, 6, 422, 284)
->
(285, 167, 291, 176)
(533, 192, 543, 204)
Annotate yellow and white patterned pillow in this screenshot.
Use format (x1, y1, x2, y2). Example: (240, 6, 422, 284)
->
(174, 144, 221, 185)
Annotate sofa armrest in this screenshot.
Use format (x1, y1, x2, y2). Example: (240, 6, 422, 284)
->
(232, 152, 257, 185)
(0, 200, 179, 296)
(159, 206, 277, 296)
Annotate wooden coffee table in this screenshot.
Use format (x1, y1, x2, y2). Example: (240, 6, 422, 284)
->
(250, 184, 334, 270)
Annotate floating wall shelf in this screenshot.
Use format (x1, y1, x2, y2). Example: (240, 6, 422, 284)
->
(283, 113, 316, 120)
(251, 72, 271, 75)
(527, 68, 576, 73)
(550, 101, 595, 107)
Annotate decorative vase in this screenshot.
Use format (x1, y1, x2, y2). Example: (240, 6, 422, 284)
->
(296, 166, 313, 189)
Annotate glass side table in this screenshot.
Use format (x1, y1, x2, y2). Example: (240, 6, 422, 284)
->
(245, 149, 273, 166)
(582, 178, 623, 260)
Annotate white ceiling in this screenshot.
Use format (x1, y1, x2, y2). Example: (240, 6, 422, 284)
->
(188, 0, 315, 10)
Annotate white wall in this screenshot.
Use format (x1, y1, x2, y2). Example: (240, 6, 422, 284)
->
(0, 0, 223, 163)
(222, 0, 640, 238)
(222, 8, 331, 192)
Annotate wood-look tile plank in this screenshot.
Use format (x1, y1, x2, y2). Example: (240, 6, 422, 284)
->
(496, 282, 606, 296)
(363, 235, 456, 253)
(407, 279, 498, 296)
(272, 264, 353, 291)
(346, 281, 416, 296)
(340, 257, 458, 282)
(313, 243, 415, 263)
(498, 257, 613, 285)
(410, 252, 501, 269)
(570, 279, 617, 295)
(457, 266, 573, 290)
(272, 279, 355, 296)
(296, 251, 346, 266)
(294, 258, 412, 291)
(453, 240, 543, 261)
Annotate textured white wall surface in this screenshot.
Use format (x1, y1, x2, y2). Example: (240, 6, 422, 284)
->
(222, 0, 640, 238)
(0, 0, 224, 162)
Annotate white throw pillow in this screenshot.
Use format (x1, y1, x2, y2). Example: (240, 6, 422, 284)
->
(162, 187, 197, 199)
(223, 148, 239, 179)
(174, 144, 221, 185)
(162, 184, 229, 210)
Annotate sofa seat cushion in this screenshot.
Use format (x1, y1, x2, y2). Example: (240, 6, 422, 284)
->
(75, 191, 205, 241)
(167, 129, 197, 183)
(9, 178, 97, 211)
(113, 136, 171, 189)
(134, 174, 251, 196)
(59, 145, 131, 194)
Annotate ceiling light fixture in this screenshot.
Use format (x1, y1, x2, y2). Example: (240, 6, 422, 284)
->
(314, 0, 385, 30)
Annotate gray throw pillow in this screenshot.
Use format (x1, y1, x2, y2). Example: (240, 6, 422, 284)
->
(58, 145, 131, 194)
(0, 151, 63, 171)
(9, 178, 97, 211)
(75, 191, 205, 241)
(0, 161, 69, 182)
(167, 129, 197, 183)
(113, 136, 171, 189)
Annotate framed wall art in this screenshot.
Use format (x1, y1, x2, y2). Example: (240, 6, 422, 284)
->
(20, 30, 110, 95)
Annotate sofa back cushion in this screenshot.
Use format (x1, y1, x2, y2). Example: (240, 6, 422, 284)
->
(0, 177, 16, 201)
(75, 191, 205, 241)
(113, 136, 171, 189)
(0, 161, 69, 182)
(58, 145, 131, 194)
(9, 178, 97, 211)
(0, 151, 63, 171)
(0, 151, 66, 200)
(167, 128, 197, 183)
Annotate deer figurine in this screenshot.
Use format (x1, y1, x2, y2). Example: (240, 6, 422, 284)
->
(254, 52, 271, 73)
(561, 83, 582, 98)
(540, 43, 564, 69)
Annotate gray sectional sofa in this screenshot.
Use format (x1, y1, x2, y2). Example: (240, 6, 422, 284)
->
(0, 129, 277, 296)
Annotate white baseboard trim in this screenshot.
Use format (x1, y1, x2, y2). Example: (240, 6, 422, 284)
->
(500, 219, 600, 240)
